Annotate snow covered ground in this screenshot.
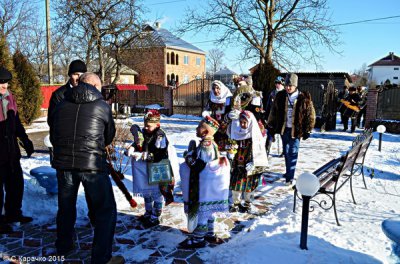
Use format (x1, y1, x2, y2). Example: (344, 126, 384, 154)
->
(9, 115, 400, 263)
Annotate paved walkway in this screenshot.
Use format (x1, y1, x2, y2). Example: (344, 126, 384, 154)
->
(0, 131, 290, 264)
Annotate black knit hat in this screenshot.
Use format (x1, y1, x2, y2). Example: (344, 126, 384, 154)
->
(68, 60, 87, 76)
(0, 67, 12, 84)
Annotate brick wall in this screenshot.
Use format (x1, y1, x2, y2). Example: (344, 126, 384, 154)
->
(365, 87, 378, 128)
(165, 48, 206, 86)
(119, 47, 205, 87)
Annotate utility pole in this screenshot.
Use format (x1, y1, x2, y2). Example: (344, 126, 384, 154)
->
(45, 0, 53, 84)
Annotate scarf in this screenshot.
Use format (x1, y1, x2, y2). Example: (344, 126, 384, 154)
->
(210, 80, 232, 104)
(0, 90, 17, 122)
(228, 111, 268, 167)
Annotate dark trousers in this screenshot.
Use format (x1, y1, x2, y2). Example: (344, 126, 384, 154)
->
(342, 116, 356, 132)
(56, 170, 117, 264)
(0, 160, 24, 218)
(281, 128, 300, 182)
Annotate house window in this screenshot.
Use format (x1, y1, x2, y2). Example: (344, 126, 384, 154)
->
(171, 52, 175, 65)
(176, 75, 179, 84)
(196, 57, 201, 66)
(183, 75, 189, 84)
(395, 67, 399, 70)
(176, 54, 179, 65)
(167, 52, 170, 64)
(171, 73, 175, 81)
(167, 74, 170, 84)
(184, 55, 189, 65)
(394, 77, 399, 80)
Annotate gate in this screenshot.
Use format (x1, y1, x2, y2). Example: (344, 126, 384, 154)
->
(301, 80, 338, 131)
(136, 84, 166, 106)
(377, 87, 400, 120)
(173, 79, 212, 115)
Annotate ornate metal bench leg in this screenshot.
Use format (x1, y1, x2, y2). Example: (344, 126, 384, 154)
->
(333, 194, 340, 226)
(350, 176, 357, 205)
(361, 163, 367, 189)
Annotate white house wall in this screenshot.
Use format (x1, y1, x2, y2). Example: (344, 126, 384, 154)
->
(369, 65, 400, 84)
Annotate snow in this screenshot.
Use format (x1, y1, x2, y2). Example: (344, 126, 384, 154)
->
(7, 114, 400, 263)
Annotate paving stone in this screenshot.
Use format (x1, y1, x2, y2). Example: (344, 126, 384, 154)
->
(6, 231, 24, 238)
(167, 249, 196, 259)
(6, 246, 37, 256)
(187, 253, 205, 264)
(79, 242, 92, 250)
(150, 250, 162, 257)
(115, 237, 135, 245)
(173, 259, 188, 264)
(23, 238, 42, 247)
(158, 246, 177, 256)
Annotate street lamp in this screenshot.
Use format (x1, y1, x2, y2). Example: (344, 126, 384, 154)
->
(296, 172, 320, 250)
(377, 125, 386, 152)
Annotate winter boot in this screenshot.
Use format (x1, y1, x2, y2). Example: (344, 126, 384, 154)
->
(179, 237, 206, 249)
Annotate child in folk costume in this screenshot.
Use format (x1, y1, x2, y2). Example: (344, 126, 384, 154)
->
(180, 116, 231, 248)
(126, 110, 174, 228)
(228, 110, 268, 213)
(202, 80, 233, 154)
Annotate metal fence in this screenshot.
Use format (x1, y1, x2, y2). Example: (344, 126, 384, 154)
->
(172, 79, 212, 115)
(377, 87, 400, 120)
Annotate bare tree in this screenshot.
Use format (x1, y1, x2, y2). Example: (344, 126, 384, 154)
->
(179, 0, 340, 70)
(54, 0, 145, 83)
(207, 48, 225, 75)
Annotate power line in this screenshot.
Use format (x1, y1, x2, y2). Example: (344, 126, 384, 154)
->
(332, 15, 400, 26)
(149, 0, 186, 6)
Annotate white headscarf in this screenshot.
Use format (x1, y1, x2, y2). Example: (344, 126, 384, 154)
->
(228, 110, 268, 167)
(210, 80, 232, 104)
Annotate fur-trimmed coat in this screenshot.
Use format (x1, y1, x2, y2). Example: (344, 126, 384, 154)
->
(267, 90, 316, 139)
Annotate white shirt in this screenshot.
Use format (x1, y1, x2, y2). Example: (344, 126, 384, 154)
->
(286, 90, 299, 128)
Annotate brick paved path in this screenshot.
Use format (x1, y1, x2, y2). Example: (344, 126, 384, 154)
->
(0, 131, 290, 264)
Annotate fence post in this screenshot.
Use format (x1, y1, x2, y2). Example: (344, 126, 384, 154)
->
(365, 86, 379, 129)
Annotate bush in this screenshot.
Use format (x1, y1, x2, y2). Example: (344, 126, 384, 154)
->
(13, 50, 42, 125)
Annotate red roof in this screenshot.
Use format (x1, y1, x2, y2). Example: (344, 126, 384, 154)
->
(116, 84, 148, 91)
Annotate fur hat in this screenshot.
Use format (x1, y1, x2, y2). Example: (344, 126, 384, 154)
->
(201, 115, 219, 136)
(144, 109, 161, 123)
(275, 76, 284, 85)
(0, 67, 12, 84)
(285, 73, 298, 87)
(68, 60, 87, 76)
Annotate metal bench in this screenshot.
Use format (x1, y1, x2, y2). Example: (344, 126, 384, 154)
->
(293, 129, 374, 226)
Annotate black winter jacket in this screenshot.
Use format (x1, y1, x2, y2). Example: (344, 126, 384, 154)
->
(47, 81, 70, 127)
(50, 82, 115, 171)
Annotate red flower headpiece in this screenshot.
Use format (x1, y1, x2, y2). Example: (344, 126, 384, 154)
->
(144, 109, 161, 123)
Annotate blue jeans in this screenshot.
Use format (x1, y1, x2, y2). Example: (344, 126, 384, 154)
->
(281, 128, 300, 182)
(56, 170, 117, 264)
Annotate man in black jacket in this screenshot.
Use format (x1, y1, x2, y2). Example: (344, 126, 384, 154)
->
(47, 59, 87, 127)
(0, 67, 34, 234)
(50, 73, 123, 264)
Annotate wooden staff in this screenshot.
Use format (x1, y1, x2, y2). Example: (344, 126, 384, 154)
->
(106, 147, 137, 208)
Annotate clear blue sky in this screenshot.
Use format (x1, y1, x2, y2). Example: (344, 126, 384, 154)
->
(145, 0, 400, 74)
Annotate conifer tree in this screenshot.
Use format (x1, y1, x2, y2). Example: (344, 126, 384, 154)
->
(13, 50, 43, 125)
(0, 36, 23, 108)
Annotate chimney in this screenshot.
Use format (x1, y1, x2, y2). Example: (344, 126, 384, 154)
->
(155, 22, 161, 29)
(390, 52, 394, 60)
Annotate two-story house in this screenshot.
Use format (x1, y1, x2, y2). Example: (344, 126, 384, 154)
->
(368, 52, 400, 85)
(119, 23, 206, 86)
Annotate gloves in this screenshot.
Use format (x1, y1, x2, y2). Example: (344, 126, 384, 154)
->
(202, 110, 211, 118)
(303, 133, 310, 140)
(124, 147, 135, 157)
(228, 109, 241, 120)
(20, 138, 34, 157)
(246, 162, 254, 173)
